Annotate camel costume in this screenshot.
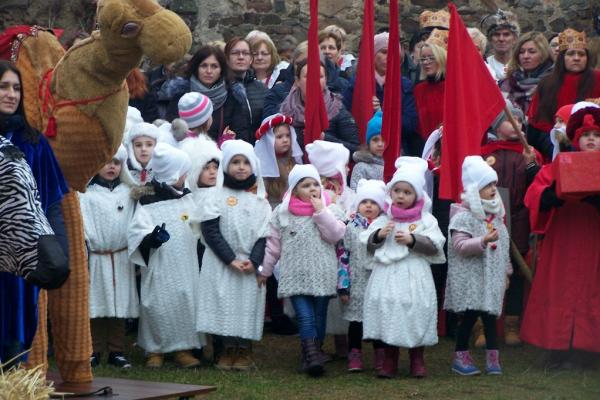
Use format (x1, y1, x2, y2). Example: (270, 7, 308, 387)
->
(1, 0, 191, 382)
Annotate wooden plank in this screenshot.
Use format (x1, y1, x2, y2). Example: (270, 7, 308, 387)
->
(47, 372, 216, 399)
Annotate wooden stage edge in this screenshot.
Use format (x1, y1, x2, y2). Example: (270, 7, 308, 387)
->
(47, 371, 216, 399)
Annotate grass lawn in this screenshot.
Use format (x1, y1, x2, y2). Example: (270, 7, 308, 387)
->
(85, 333, 600, 400)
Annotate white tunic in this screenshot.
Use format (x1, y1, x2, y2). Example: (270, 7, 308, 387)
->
(360, 213, 446, 348)
(79, 183, 139, 319)
(341, 220, 373, 322)
(128, 193, 205, 353)
(195, 187, 271, 341)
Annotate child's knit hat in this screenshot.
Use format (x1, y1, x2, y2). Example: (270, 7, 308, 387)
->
(387, 156, 428, 200)
(490, 99, 524, 133)
(254, 113, 303, 177)
(178, 92, 213, 129)
(366, 111, 383, 145)
(124, 122, 162, 172)
(354, 179, 387, 211)
(124, 106, 143, 138)
(461, 155, 497, 192)
(150, 142, 191, 185)
(218, 139, 265, 198)
(306, 140, 350, 191)
(279, 164, 325, 226)
(180, 134, 222, 191)
(114, 144, 128, 163)
(374, 32, 389, 55)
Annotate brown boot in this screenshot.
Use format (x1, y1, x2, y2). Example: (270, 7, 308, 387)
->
(473, 319, 486, 348)
(145, 353, 164, 368)
(232, 347, 256, 371)
(174, 350, 201, 368)
(216, 346, 235, 371)
(504, 316, 522, 346)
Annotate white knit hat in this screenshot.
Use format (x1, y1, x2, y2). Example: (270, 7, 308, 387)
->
(354, 179, 387, 211)
(124, 122, 162, 172)
(124, 106, 143, 138)
(218, 139, 266, 198)
(279, 164, 324, 226)
(113, 144, 128, 163)
(306, 140, 350, 191)
(180, 135, 222, 191)
(387, 156, 429, 200)
(150, 142, 192, 185)
(461, 155, 498, 191)
(254, 114, 303, 178)
(178, 92, 214, 129)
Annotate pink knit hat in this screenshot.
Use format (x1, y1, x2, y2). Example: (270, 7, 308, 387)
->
(374, 32, 389, 55)
(178, 92, 213, 129)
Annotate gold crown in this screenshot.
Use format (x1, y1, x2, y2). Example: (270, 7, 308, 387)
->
(419, 9, 450, 30)
(558, 28, 587, 52)
(425, 28, 449, 50)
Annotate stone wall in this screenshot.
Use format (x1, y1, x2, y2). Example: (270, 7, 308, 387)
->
(1, 0, 598, 54)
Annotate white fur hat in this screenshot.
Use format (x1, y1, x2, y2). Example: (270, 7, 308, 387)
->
(254, 114, 303, 178)
(461, 155, 498, 191)
(124, 122, 162, 172)
(180, 135, 222, 191)
(124, 106, 143, 138)
(387, 156, 429, 200)
(279, 164, 324, 226)
(218, 139, 265, 198)
(354, 179, 387, 211)
(150, 142, 192, 186)
(113, 144, 128, 163)
(306, 140, 350, 190)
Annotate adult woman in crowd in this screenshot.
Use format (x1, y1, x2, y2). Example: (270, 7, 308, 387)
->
(0, 60, 69, 362)
(500, 32, 553, 115)
(319, 25, 355, 79)
(548, 34, 560, 62)
(246, 31, 288, 89)
(527, 29, 600, 160)
(413, 29, 447, 141)
(342, 32, 420, 156)
(222, 37, 267, 145)
(166, 45, 229, 141)
(280, 58, 360, 155)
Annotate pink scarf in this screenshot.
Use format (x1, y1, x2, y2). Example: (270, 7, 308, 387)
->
(389, 199, 424, 222)
(289, 192, 331, 216)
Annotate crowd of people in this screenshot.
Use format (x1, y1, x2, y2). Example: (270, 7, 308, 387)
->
(1, 5, 600, 382)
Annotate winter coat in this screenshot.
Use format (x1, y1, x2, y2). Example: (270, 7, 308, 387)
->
(222, 72, 267, 145)
(350, 150, 384, 190)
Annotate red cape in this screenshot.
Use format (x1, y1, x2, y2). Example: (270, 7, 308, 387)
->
(414, 79, 444, 140)
(521, 164, 600, 351)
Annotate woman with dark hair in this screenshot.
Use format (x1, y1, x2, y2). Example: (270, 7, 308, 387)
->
(499, 32, 553, 115)
(0, 60, 69, 362)
(527, 29, 600, 160)
(221, 37, 267, 145)
(167, 45, 230, 141)
(280, 58, 360, 154)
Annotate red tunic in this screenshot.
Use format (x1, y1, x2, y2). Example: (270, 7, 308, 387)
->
(527, 70, 600, 133)
(521, 164, 600, 352)
(414, 79, 445, 140)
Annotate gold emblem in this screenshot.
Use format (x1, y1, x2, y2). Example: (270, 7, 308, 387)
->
(486, 156, 496, 166)
(180, 213, 189, 222)
(226, 196, 238, 207)
(486, 222, 494, 231)
(409, 224, 417, 233)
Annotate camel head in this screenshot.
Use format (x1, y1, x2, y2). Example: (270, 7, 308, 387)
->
(96, 0, 192, 66)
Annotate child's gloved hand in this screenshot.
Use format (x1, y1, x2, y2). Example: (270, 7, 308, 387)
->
(147, 223, 170, 248)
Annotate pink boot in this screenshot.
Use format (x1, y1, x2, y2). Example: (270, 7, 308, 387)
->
(409, 347, 427, 378)
(347, 348, 363, 372)
(373, 348, 385, 371)
(377, 346, 399, 378)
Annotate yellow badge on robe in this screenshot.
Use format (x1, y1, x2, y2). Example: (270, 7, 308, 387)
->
(227, 196, 238, 207)
(486, 156, 496, 166)
(181, 213, 189, 222)
(409, 224, 417, 233)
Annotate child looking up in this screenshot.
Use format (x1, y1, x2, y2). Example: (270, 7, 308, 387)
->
(445, 156, 511, 376)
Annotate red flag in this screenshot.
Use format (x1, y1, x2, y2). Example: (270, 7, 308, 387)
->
(351, 0, 375, 144)
(381, 0, 402, 181)
(304, 0, 329, 148)
(440, 3, 505, 201)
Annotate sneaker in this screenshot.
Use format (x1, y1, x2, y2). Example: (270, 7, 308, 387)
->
(232, 347, 256, 371)
(216, 347, 236, 371)
(90, 352, 101, 368)
(347, 349, 363, 372)
(485, 349, 502, 375)
(452, 351, 481, 376)
(108, 352, 132, 369)
(145, 353, 164, 368)
(174, 350, 201, 369)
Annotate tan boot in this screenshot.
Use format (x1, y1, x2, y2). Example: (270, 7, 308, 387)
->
(504, 316, 522, 346)
(216, 346, 236, 371)
(145, 353, 164, 368)
(232, 347, 256, 371)
(174, 350, 201, 368)
(473, 319, 486, 348)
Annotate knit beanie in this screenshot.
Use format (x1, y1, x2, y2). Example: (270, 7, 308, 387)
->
(354, 179, 387, 211)
(366, 111, 383, 145)
(374, 32, 389, 55)
(555, 104, 574, 124)
(150, 142, 192, 185)
(306, 140, 350, 191)
(461, 155, 498, 191)
(491, 100, 524, 133)
(387, 156, 428, 200)
(218, 139, 266, 198)
(178, 92, 214, 129)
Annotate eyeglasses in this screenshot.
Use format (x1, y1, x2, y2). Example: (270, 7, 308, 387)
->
(253, 51, 271, 58)
(230, 50, 252, 57)
(419, 56, 436, 64)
